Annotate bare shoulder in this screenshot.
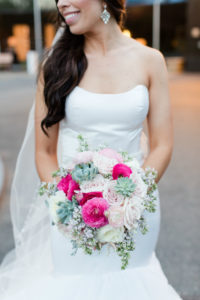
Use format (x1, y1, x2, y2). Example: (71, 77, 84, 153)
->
(138, 43, 168, 83)
(125, 37, 168, 86)
(133, 40, 167, 72)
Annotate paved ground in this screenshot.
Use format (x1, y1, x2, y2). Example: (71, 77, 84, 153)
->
(0, 71, 199, 299)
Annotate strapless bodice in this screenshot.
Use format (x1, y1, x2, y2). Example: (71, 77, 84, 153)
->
(58, 84, 149, 167)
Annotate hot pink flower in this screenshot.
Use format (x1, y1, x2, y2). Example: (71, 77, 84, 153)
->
(82, 197, 109, 228)
(57, 174, 79, 201)
(112, 163, 132, 180)
(67, 180, 80, 200)
(99, 148, 123, 163)
(57, 174, 72, 194)
(78, 191, 103, 206)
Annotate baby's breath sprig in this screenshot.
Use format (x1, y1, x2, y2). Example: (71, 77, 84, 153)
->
(118, 150, 133, 162)
(94, 142, 109, 151)
(77, 134, 89, 152)
(52, 167, 68, 178)
(102, 173, 112, 180)
(38, 181, 57, 197)
(69, 206, 100, 256)
(115, 229, 135, 270)
(142, 166, 158, 213)
(138, 215, 148, 234)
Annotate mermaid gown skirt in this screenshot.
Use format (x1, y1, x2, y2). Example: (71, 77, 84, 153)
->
(3, 85, 183, 299)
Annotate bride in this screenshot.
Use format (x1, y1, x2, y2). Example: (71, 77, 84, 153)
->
(0, 0, 183, 299)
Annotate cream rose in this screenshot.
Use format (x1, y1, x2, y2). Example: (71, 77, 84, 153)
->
(123, 197, 144, 230)
(97, 224, 124, 243)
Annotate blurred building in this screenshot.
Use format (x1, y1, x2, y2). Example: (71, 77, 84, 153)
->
(126, 0, 200, 71)
(0, 0, 199, 71)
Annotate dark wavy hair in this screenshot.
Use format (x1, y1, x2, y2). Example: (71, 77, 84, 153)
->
(40, 0, 127, 136)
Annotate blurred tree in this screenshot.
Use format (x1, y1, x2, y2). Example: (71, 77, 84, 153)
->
(0, 0, 32, 10)
(0, 0, 55, 10)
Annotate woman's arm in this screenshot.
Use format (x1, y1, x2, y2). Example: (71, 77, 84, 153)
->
(141, 50, 173, 183)
(35, 70, 60, 183)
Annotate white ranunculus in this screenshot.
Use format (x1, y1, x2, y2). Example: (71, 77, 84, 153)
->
(48, 190, 67, 224)
(97, 224, 124, 243)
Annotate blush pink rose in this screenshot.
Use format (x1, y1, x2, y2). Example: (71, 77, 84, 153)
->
(99, 148, 123, 163)
(57, 174, 79, 201)
(78, 191, 103, 206)
(112, 163, 132, 180)
(106, 205, 125, 228)
(103, 181, 124, 206)
(81, 197, 109, 228)
(74, 151, 93, 164)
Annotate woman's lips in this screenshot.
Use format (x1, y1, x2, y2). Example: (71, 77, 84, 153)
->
(64, 11, 81, 25)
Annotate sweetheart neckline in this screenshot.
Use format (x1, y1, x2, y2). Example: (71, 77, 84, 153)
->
(75, 84, 148, 96)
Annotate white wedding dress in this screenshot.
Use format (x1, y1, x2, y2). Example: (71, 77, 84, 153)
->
(0, 84, 183, 300)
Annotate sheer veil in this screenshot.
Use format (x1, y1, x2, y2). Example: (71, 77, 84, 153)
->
(0, 27, 149, 298)
(0, 28, 64, 298)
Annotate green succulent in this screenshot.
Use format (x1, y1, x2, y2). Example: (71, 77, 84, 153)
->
(115, 177, 136, 197)
(71, 162, 98, 184)
(56, 198, 78, 224)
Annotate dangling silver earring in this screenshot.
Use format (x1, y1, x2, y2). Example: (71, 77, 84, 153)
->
(100, 3, 110, 24)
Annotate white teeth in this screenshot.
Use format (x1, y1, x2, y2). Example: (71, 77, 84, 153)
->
(65, 12, 80, 20)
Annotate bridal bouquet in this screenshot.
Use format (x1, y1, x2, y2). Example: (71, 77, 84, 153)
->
(39, 135, 158, 270)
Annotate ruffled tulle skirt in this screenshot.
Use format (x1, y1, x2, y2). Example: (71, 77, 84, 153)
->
(2, 251, 182, 300)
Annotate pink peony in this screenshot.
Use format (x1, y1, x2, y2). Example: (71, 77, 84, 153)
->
(112, 163, 132, 180)
(74, 151, 93, 164)
(78, 191, 103, 206)
(81, 197, 109, 228)
(99, 148, 123, 163)
(57, 174, 79, 201)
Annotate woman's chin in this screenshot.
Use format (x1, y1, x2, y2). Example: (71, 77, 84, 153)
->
(68, 25, 86, 36)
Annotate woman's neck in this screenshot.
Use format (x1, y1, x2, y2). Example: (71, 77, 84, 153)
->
(83, 18, 124, 57)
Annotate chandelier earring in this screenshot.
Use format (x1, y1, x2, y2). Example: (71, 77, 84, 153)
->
(100, 3, 111, 24)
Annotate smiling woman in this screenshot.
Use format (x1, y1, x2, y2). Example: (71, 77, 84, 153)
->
(0, 0, 183, 300)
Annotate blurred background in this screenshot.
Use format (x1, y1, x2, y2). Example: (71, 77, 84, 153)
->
(0, 0, 200, 300)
